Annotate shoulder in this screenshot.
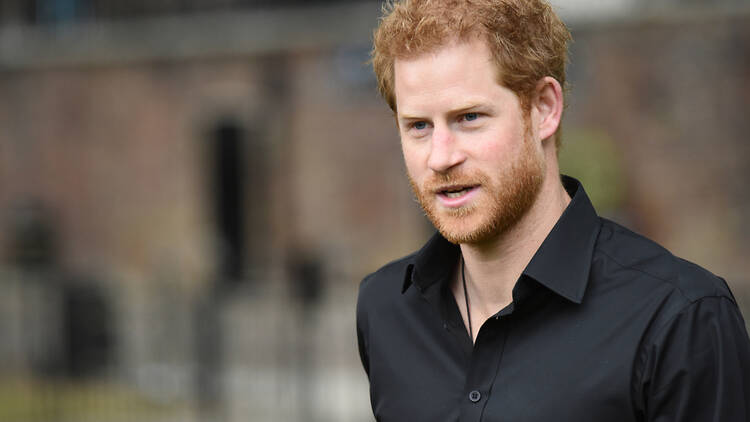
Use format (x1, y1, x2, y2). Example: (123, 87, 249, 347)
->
(358, 251, 417, 309)
(356, 250, 418, 354)
(592, 224, 749, 416)
(594, 218, 734, 306)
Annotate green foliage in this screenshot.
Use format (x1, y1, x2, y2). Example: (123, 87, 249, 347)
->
(558, 129, 626, 214)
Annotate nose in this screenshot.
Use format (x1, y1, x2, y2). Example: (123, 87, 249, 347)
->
(427, 125, 464, 173)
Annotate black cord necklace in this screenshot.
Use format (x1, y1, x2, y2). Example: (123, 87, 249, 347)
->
(461, 256, 473, 340)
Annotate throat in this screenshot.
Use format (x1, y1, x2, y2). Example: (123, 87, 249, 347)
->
(453, 251, 517, 342)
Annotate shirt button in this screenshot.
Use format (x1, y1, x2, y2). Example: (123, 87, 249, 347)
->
(469, 390, 481, 403)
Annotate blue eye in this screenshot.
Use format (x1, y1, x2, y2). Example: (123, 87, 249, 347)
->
(413, 121, 427, 130)
(464, 112, 478, 121)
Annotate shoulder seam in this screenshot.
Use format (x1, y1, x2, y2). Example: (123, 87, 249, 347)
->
(596, 248, 694, 304)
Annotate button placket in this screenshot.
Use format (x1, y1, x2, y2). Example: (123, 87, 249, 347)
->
(459, 317, 510, 421)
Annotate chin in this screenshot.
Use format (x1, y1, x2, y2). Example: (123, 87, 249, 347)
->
(433, 212, 497, 245)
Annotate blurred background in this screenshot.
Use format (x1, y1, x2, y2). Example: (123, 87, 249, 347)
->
(0, 0, 748, 421)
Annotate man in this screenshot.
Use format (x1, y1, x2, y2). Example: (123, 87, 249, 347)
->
(356, 0, 750, 421)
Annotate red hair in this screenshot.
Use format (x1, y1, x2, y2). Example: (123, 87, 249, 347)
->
(372, 0, 572, 144)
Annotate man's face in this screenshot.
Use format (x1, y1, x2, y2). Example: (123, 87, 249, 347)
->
(394, 38, 546, 244)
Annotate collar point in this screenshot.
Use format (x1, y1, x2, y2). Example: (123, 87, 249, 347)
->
(401, 264, 415, 294)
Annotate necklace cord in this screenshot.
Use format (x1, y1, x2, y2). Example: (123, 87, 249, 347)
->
(461, 256, 473, 340)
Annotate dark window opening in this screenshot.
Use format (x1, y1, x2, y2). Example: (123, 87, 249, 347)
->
(210, 119, 246, 284)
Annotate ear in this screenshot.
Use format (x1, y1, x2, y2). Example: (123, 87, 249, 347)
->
(531, 76, 563, 142)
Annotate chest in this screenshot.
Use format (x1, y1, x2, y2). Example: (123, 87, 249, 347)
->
(367, 295, 646, 422)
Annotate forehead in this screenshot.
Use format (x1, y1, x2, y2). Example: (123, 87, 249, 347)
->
(393, 38, 509, 114)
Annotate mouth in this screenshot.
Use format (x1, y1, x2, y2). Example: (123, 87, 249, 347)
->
(437, 184, 476, 195)
(441, 186, 473, 197)
(435, 184, 479, 205)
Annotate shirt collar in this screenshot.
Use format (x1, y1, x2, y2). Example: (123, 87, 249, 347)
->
(402, 229, 459, 294)
(522, 175, 600, 303)
(402, 175, 601, 304)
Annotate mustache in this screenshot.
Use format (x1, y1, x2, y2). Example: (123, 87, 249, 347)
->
(422, 169, 487, 192)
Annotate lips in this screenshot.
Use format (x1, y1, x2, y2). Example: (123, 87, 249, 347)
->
(439, 185, 474, 197)
(435, 184, 479, 207)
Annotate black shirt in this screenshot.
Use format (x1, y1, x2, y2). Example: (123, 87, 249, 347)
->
(356, 176, 750, 422)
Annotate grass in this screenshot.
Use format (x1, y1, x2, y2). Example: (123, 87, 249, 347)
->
(0, 376, 191, 422)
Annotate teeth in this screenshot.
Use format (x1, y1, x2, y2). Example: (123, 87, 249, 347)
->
(445, 189, 468, 198)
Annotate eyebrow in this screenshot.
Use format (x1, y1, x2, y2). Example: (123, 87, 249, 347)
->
(396, 111, 419, 119)
(451, 103, 485, 114)
(398, 103, 487, 121)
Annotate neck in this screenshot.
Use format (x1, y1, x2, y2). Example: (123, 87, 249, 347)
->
(457, 167, 570, 333)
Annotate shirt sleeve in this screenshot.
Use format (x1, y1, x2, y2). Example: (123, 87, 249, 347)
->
(635, 296, 750, 421)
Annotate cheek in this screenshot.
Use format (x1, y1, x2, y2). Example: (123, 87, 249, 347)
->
(477, 120, 528, 158)
(473, 133, 519, 162)
(476, 139, 505, 158)
(401, 143, 426, 176)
